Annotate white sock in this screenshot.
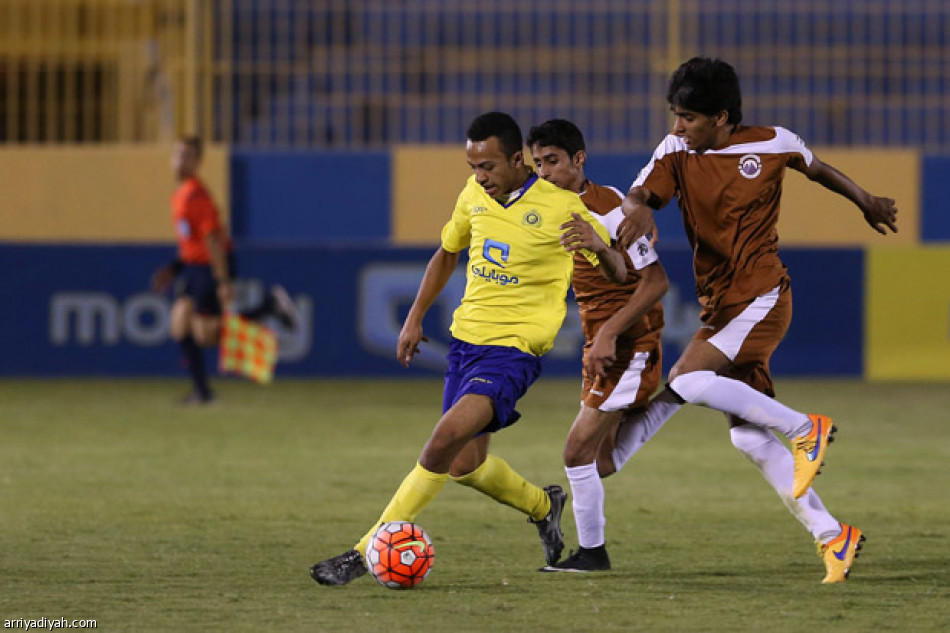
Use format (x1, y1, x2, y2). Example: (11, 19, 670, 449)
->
(670, 371, 812, 439)
(611, 397, 681, 472)
(730, 424, 840, 541)
(565, 463, 605, 549)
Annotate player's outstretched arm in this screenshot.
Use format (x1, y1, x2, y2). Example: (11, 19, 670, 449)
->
(559, 212, 627, 283)
(618, 186, 659, 249)
(397, 247, 461, 367)
(585, 261, 669, 379)
(800, 155, 898, 235)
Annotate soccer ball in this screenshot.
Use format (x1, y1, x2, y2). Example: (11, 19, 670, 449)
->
(365, 521, 435, 589)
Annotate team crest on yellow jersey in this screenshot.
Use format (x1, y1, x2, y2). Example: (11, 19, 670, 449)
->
(522, 210, 541, 226)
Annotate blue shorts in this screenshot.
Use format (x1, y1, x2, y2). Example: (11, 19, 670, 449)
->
(442, 338, 543, 434)
(174, 255, 237, 316)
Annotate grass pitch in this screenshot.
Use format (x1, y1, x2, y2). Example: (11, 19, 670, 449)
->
(0, 378, 947, 632)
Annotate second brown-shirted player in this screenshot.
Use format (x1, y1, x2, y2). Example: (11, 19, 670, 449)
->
(528, 119, 674, 572)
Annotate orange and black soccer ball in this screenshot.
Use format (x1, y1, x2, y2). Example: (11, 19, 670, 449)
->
(365, 521, 435, 589)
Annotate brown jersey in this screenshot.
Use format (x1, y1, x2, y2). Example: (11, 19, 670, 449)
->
(634, 126, 811, 311)
(574, 181, 664, 347)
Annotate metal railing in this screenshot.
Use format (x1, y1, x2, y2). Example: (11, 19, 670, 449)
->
(2, 0, 948, 151)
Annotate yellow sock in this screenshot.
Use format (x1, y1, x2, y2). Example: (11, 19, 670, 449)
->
(354, 462, 448, 555)
(452, 454, 549, 520)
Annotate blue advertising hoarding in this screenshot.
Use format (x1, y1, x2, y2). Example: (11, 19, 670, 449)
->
(0, 244, 862, 378)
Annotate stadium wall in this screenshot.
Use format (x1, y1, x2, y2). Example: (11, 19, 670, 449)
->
(229, 150, 391, 243)
(386, 147, 920, 247)
(866, 246, 950, 381)
(0, 243, 865, 379)
(0, 146, 229, 242)
(0, 147, 947, 379)
(0, 146, 930, 245)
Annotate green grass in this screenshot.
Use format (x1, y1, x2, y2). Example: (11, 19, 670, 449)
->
(0, 378, 948, 632)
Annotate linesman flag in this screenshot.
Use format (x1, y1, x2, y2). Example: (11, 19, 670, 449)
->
(219, 313, 278, 384)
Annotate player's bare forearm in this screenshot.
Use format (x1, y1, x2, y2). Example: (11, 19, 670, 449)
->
(587, 265, 666, 378)
(618, 187, 658, 249)
(802, 157, 898, 234)
(597, 262, 668, 341)
(560, 213, 626, 283)
(405, 247, 459, 324)
(595, 246, 627, 284)
(397, 247, 459, 366)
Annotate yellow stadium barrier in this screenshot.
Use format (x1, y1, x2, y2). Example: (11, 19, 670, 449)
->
(866, 246, 950, 380)
(0, 144, 228, 242)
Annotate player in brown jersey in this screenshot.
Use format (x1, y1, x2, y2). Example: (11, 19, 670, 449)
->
(617, 58, 898, 582)
(528, 119, 681, 572)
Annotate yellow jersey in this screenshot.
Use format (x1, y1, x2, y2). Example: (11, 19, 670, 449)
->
(441, 173, 609, 356)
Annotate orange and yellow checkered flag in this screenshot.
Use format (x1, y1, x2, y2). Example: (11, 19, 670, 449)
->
(218, 313, 278, 384)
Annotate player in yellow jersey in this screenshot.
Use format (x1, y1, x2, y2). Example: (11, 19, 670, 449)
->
(310, 112, 625, 585)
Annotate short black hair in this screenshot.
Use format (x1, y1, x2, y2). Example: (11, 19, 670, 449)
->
(466, 112, 523, 158)
(526, 119, 586, 157)
(180, 135, 204, 159)
(667, 57, 743, 125)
